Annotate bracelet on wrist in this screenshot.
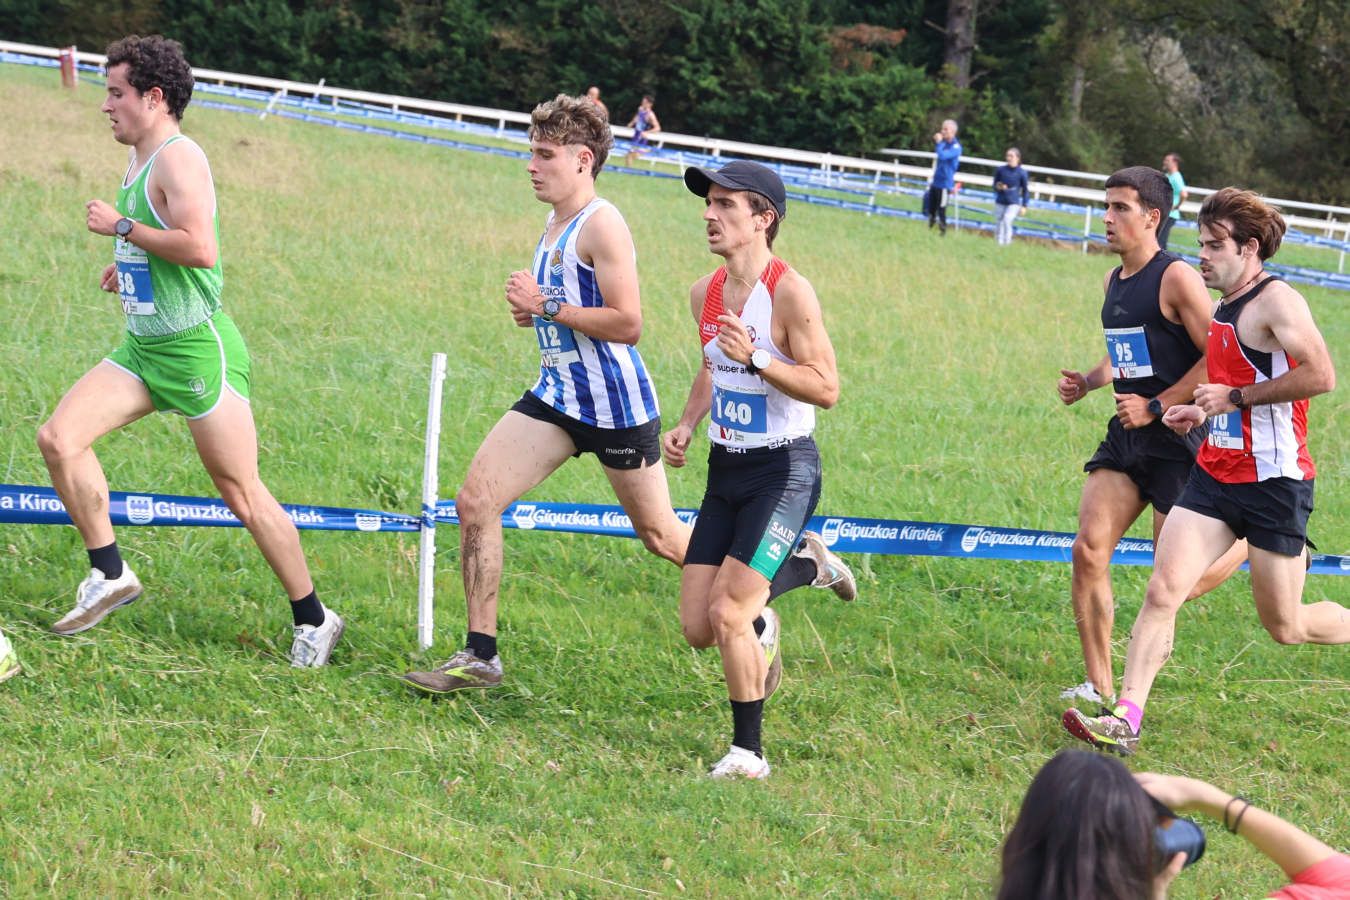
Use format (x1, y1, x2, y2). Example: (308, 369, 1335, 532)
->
(1224, 795, 1252, 834)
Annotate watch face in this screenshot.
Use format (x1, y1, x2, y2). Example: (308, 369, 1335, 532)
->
(116, 218, 134, 237)
(543, 299, 561, 316)
(751, 349, 772, 371)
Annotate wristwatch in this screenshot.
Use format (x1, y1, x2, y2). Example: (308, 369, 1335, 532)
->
(745, 348, 772, 375)
(1229, 387, 1247, 409)
(1147, 397, 1164, 417)
(114, 217, 135, 238)
(540, 298, 561, 322)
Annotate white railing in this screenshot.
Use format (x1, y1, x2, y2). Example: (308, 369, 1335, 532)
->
(883, 149, 1350, 237)
(7, 37, 1348, 261)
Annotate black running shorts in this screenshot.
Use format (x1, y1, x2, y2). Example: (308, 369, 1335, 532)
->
(1083, 416, 1204, 514)
(511, 391, 661, 470)
(1176, 466, 1313, 557)
(685, 437, 822, 579)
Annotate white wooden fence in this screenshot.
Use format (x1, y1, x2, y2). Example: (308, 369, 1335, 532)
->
(6, 37, 1349, 253)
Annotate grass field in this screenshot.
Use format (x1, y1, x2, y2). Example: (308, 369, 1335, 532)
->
(2, 61, 1349, 898)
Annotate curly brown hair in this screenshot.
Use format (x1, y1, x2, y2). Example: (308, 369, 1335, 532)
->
(105, 35, 195, 121)
(1198, 187, 1287, 260)
(528, 94, 613, 179)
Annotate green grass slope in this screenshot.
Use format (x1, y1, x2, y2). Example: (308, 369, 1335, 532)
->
(1, 62, 1348, 898)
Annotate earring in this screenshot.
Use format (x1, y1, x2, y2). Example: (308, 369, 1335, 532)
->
(577, 167, 583, 174)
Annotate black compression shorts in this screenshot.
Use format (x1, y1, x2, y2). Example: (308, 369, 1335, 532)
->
(685, 437, 822, 579)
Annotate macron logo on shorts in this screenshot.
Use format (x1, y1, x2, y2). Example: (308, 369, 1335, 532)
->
(604, 447, 637, 456)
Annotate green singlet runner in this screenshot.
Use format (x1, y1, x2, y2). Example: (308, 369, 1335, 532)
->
(105, 135, 249, 419)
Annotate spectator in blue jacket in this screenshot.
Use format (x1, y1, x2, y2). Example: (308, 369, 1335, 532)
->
(926, 118, 962, 235)
(993, 147, 1030, 245)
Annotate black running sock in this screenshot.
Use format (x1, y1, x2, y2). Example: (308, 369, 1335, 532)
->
(290, 591, 325, 628)
(766, 555, 816, 602)
(752, 616, 766, 638)
(466, 631, 497, 661)
(87, 542, 123, 581)
(730, 698, 764, 758)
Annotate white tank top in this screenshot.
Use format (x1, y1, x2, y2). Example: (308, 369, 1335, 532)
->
(699, 258, 815, 448)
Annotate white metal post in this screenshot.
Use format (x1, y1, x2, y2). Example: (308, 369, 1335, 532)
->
(417, 353, 448, 650)
(1083, 206, 1092, 254)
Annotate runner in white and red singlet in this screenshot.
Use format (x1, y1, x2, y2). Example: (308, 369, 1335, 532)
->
(663, 161, 853, 779)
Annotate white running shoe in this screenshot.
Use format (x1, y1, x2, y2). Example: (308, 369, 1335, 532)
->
(52, 565, 144, 634)
(0, 628, 20, 683)
(760, 607, 783, 701)
(1059, 681, 1104, 704)
(794, 531, 857, 601)
(708, 745, 770, 779)
(289, 605, 345, 667)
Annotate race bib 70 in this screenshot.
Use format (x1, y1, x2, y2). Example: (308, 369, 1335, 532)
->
(1207, 411, 1244, 450)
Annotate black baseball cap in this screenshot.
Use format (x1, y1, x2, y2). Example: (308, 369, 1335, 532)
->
(684, 160, 787, 220)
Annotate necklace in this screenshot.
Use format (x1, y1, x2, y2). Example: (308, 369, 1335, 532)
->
(551, 201, 590, 230)
(1221, 269, 1264, 302)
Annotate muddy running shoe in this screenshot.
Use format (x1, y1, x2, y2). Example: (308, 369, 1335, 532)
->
(52, 566, 143, 635)
(708, 745, 770, 779)
(1062, 705, 1140, 756)
(0, 628, 20, 683)
(1059, 681, 1104, 705)
(403, 650, 503, 694)
(289, 604, 346, 667)
(760, 607, 783, 701)
(794, 531, 857, 601)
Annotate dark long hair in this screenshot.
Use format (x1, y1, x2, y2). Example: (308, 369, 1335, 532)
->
(996, 751, 1157, 900)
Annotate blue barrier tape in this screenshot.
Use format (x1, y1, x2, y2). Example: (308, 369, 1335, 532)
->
(0, 485, 419, 533)
(431, 500, 1350, 575)
(4, 483, 1347, 574)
